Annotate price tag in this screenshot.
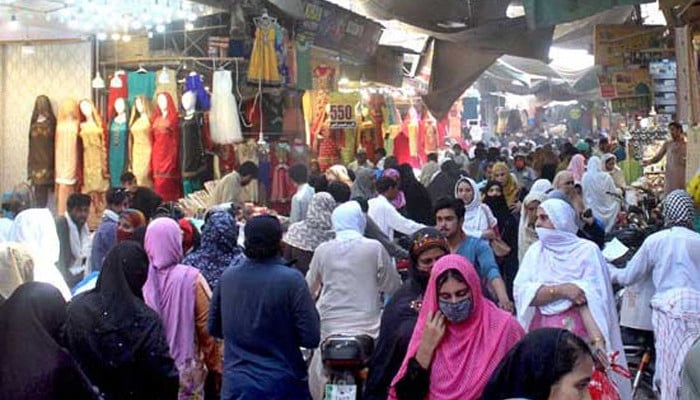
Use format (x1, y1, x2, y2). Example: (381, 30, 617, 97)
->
(328, 104, 356, 129)
(325, 384, 357, 400)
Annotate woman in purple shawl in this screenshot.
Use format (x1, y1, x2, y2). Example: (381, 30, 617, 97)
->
(143, 217, 222, 399)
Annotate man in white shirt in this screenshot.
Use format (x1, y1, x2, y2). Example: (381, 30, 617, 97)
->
(347, 148, 374, 172)
(368, 177, 425, 240)
(288, 164, 314, 223)
(610, 190, 700, 399)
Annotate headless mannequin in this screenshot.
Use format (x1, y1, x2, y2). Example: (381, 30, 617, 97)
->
(79, 99, 108, 229)
(129, 96, 153, 188)
(180, 91, 205, 195)
(108, 98, 129, 187)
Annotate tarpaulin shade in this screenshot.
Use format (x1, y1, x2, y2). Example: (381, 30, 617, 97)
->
(523, 0, 655, 29)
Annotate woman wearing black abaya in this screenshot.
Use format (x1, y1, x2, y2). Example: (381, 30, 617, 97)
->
(482, 328, 595, 400)
(483, 181, 520, 301)
(364, 228, 449, 400)
(0, 282, 97, 400)
(63, 242, 179, 400)
(397, 164, 435, 226)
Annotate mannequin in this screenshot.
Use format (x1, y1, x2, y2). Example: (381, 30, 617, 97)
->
(28, 95, 56, 207)
(108, 98, 129, 187)
(150, 92, 182, 201)
(55, 99, 80, 215)
(179, 91, 205, 195)
(79, 99, 109, 229)
(129, 95, 153, 187)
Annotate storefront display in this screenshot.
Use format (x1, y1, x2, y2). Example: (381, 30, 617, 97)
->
(151, 92, 182, 202)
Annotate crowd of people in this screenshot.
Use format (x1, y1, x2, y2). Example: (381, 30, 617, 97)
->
(1, 122, 700, 400)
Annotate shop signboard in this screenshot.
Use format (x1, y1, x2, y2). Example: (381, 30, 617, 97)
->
(594, 24, 666, 67)
(327, 92, 359, 129)
(297, 0, 382, 60)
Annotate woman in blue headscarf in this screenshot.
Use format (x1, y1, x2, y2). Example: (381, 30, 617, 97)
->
(183, 211, 244, 290)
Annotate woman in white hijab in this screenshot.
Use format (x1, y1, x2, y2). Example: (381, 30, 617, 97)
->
(514, 198, 631, 398)
(306, 201, 401, 400)
(8, 209, 72, 300)
(582, 156, 621, 233)
(517, 179, 552, 262)
(0, 243, 34, 304)
(454, 176, 497, 239)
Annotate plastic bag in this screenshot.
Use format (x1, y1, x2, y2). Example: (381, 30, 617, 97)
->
(589, 351, 631, 400)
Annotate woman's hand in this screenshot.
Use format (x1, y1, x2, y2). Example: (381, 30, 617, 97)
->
(498, 298, 515, 313)
(509, 201, 522, 213)
(415, 311, 446, 369)
(559, 283, 587, 306)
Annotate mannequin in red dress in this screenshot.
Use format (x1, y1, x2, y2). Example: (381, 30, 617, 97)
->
(150, 92, 182, 201)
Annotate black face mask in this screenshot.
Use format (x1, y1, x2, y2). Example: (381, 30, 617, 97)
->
(412, 269, 430, 288)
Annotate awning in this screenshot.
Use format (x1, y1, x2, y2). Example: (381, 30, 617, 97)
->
(522, 0, 655, 29)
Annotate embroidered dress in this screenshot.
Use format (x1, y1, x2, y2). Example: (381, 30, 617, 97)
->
(247, 26, 280, 84)
(130, 116, 153, 188)
(80, 122, 109, 193)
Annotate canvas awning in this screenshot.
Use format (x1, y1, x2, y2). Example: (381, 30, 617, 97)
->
(522, 0, 655, 29)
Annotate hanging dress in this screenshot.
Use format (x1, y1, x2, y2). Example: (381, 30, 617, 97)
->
(154, 68, 179, 109)
(210, 70, 243, 144)
(108, 118, 129, 188)
(79, 122, 109, 193)
(248, 25, 280, 84)
(151, 116, 182, 201)
(127, 71, 156, 104)
(129, 116, 153, 188)
(185, 73, 211, 111)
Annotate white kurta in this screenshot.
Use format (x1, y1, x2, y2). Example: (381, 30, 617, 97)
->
(368, 195, 425, 240)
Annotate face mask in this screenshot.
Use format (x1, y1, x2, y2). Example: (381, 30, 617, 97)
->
(439, 298, 473, 323)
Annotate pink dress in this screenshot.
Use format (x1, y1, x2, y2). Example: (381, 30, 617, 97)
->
(530, 307, 590, 340)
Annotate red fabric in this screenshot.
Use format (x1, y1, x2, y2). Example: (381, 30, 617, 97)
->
(389, 255, 525, 400)
(317, 131, 339, 172)
(107, 74, 128, 120)
(178, 218, 195, 254)
(369, 94, 385, 150)
(392, 130, 411, 166)
(153, 177, 182, 202)
(150, 93, 181, 201)
(437, 117, 449, 148)
(269, 164, 296, 215)
(217, 144, 237, 175)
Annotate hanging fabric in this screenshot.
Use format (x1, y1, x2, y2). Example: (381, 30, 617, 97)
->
(210, 70, 243, 144)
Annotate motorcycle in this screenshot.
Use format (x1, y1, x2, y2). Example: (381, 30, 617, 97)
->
(321, 335, 374, 400)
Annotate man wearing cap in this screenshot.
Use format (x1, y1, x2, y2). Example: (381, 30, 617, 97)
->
(208, 215, 320, 399)
(512, 152, 537, 192)
(348, 148, 375, 172)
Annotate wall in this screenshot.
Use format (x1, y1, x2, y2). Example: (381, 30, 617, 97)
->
(0, 41, 92, 195)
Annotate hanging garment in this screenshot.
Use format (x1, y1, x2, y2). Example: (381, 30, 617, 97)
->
(313, 65, 336, 91)
(210, 70, 243, 144)
(108, 119, 129, 188)
(296, 41, 313, 90)
(28, 118, 56, 187)
(318, 133, 340, 172)
(393, 130, 411, 166)
(275, 25, 289, 85)
(270, 164, 296, 215)
(185, 73, 211, 111)
(248, 25, 281, 84)
(127, 71, 156, 104)
(179, 115, 205, 193)
(108, 72, 128, 120)
(55, 102, 80, 215)
(154, 68, 179, 110)
(129, 116, 153, 188)
(79, 122, 109, 193)
(151, 117, 182, 201)
(263, 92, 285, 133)
(282, 92, 305, 137)
(286, 36, 297, 88)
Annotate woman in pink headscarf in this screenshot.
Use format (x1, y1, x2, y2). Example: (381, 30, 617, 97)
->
(567, 154, 586, 183)
(143, 218, 221, 399)
(388, 255, 524, 400)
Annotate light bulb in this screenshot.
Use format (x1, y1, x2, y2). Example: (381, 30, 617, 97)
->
(96, 32, 108, 41)
(8, 15, 20, 30)
(155, 24, 165, 33)
(185, 21, 194, 31)
(122, 34, 131, 42)
(111, 33, 121, 41)
(147, 31, 154, 39)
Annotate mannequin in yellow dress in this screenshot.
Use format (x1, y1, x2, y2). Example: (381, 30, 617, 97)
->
(129, 95, 153, 187)
(78, 99, 109, 229)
